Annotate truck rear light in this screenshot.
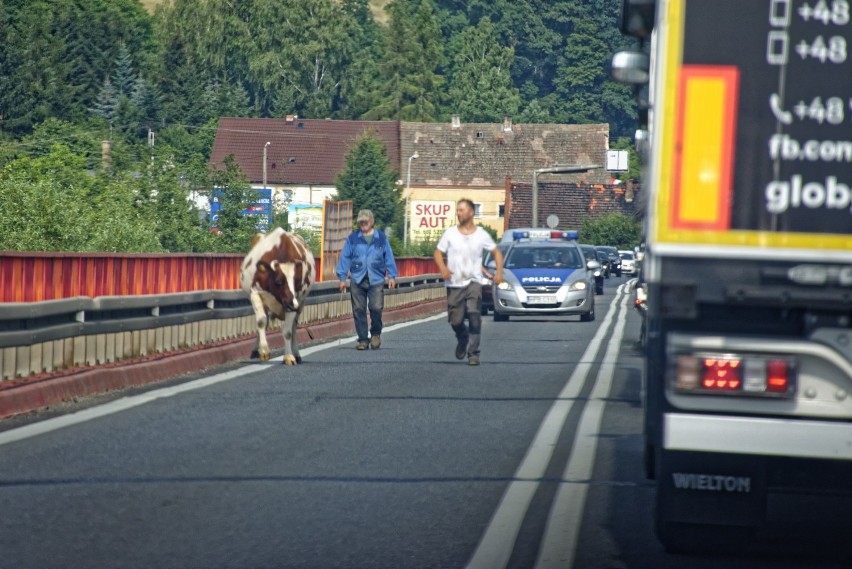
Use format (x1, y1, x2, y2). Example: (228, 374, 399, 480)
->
(675, 356, 699, 389)
(766, 360, 789, 393)
(672, 353, 796, 397)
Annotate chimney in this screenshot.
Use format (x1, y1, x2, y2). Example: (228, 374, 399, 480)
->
(451, 114, 461, 128)
(101, 139, 111, 171)
(503, 114, 513, 132)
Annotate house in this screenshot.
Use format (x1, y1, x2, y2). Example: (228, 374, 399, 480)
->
(400, 116, 610, 239)
(209, 117, 400, 229)
(209, 115, 612, 239)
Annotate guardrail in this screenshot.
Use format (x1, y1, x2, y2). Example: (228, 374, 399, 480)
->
(0, 275, 445, 382)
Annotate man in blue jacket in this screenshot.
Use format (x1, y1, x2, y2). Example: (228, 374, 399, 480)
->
(336, 209, 399, 350)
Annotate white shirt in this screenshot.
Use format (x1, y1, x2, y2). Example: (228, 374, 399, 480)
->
(436, 226, 496, 288)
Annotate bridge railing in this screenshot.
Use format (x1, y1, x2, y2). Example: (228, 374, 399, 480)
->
(0, 275, 445, 382)
(0, 252, 438, 303)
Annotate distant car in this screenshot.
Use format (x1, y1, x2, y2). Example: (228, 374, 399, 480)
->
(596, 250, 611, 278)
(489, 230, 596, 322)
(619, 250, 636, 275)
(481, 243, 510, 314)
(596, 246, 622, 277)
(579, 243, 605, 295)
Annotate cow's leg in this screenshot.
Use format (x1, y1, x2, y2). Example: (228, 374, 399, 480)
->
(281, 311, 299, 365)
(249, 291, 271, 361)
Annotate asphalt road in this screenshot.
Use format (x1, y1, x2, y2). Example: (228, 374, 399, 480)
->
(0, 275, 849, 568)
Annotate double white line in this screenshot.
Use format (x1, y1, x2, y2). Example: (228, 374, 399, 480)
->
(467, 282, 634, 569)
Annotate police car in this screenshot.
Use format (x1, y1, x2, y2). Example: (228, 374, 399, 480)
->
(488, 230, 596, 322)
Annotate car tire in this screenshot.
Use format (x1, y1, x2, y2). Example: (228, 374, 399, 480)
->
(580, 298, 595, 322)
(493, 312, 509, 322)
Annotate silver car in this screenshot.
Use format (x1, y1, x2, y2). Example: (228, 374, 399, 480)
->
(490, 233, 596, 322)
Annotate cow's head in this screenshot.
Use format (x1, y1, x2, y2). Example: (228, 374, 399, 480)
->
(256, 260, 300, 311)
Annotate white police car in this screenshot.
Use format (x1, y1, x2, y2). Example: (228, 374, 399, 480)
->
(488, 230, 596, 322)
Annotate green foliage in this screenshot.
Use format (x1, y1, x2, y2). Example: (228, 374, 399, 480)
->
(292, 227, 322, 256)
(609, 137, 642, 183)
(207, 155, 264, 253)
(580, 212, 641, 251)
(335, 132, 401, 230)
(447, 17, 520, 122)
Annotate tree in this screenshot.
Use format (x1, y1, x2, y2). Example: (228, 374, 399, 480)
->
(447, 17, 520, 122)
(334, 132, 400, 230)
(580, 212, 641, 250)
(208, 155, 263, 253)
(365, 0, 445, 121)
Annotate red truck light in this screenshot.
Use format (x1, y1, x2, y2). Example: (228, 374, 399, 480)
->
(674, 354, 795, 397)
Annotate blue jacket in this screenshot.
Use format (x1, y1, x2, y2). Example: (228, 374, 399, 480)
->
(335, 229, 398, 286)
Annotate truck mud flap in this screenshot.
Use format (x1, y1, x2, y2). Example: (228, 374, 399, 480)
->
(657, 450, 767, 526)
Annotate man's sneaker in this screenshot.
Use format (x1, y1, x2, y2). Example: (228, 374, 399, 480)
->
(468, 357, 480, 366)
(370, 335, 381, 349)
(356, 342, 368, 351)
(455, 336, 469, 360)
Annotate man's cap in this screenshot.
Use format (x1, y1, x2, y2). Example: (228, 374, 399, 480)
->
(357, 209, 374, 223)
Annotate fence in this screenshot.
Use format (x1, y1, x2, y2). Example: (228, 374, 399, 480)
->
(0, 252, 438, 303)
(0, 275, 445, 382)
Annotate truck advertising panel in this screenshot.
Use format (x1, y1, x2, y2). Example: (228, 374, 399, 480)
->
(653, 0, 852, 254)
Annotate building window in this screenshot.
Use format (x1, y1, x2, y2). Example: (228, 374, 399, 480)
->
(474, 203, 482, 217)
(498, 204, 505, 218)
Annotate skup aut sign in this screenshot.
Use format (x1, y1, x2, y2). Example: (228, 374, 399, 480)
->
(410, 200, 454, 242)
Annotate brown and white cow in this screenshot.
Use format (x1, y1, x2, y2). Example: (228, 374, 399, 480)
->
(240, 228, 315, 365)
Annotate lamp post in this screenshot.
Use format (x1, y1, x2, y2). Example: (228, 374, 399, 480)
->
(404, 151, 418, 248)
(263, 141, 271, 190)
(531, 164, 600, 227)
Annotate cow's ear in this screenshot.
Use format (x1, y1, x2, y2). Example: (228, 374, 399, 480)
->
(257, 261, 271, 273)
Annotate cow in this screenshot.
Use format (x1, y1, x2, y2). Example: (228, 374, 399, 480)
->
(240, 228, 315, 365)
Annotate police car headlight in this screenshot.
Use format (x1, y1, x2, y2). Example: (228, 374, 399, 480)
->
(497, 281, 513, 291)
(569, 280, 588, 291)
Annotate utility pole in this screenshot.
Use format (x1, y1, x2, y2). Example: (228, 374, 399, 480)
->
(404, 151, 418, 248)
(263, 141, 271, 190)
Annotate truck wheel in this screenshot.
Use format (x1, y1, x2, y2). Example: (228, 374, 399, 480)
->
(493, 312, 509, 322)
(644, 443, 656, 480)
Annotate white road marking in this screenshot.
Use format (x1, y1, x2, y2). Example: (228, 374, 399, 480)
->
(0, 313, 447, 447)
(535, 286, 631, 568)
(465, 286, 629, 569)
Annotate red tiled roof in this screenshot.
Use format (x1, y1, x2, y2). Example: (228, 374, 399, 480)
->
(209, 118, 401, 185)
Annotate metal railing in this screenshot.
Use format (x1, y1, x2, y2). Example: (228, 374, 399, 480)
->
(0, 275, 445, 381)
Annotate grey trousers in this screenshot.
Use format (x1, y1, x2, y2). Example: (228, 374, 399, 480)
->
(447, 282, 483, 358)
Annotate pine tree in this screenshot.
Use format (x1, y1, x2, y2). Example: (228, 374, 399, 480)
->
(92, 78, 120, 124)
(334, 132, 400, 230)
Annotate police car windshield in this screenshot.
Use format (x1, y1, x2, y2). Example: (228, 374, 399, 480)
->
(506, 246, 583, 269)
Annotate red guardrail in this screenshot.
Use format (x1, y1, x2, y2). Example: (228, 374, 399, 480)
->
(0, 252, 437, 303)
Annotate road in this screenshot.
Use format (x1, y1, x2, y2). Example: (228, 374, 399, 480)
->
(0, 276, 848, 568)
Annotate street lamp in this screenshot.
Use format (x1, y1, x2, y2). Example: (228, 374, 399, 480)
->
(531, 164, 600, 227)
(404, 151, 418, 248)
(263, 141, 271, 190)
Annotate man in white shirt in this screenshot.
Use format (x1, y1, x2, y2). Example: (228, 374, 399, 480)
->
(433, 199, 504, 366)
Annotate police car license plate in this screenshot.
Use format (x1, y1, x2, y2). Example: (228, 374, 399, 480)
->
(527, 295, 557, 304)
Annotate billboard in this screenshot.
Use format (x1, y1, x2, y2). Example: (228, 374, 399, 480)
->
(210, 188, 273, 232)
(410, 200, 455, 242)
(288, 203, 323, 232)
